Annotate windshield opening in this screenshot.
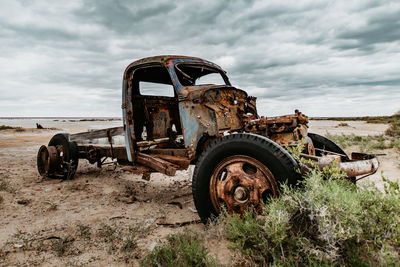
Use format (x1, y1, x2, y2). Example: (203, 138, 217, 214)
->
(175, 64, 228, 86)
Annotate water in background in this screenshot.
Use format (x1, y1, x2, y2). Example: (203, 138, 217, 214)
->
(0, 117, 125, 145)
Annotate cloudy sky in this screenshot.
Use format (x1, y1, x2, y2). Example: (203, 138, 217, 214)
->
(0, 0, 399, 117)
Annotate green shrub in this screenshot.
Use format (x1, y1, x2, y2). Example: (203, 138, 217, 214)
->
(382, 175, 400, 196)
(385, 111, 400, 137)
(0, 125, 25, 131)
(311, 114, 400, 124)
(0, 125, 14, 130)
(120, 227, 138, 261)
(97, 223, 122, 252)
(224, 174, 400, 266)
(385, 120, 400, 137)
(326, 133, 398, 152)
(141, 231, 220, 267)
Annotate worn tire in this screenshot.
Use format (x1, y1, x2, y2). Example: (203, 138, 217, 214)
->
(308, 133, 347, 157)
(48, 133, 79, 179)
(192, 133, 299, 223)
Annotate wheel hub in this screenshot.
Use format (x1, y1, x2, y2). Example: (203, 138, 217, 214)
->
(209, 155, 279, 215)
(233, 186, 249, 203)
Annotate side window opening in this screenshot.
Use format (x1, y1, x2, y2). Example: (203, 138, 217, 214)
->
(128, 64, 182, 142)
(139, 81, 175, 97)
(131, 65, 176, 97)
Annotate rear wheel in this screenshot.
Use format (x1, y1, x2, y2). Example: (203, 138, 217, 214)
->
(37, 134, 79, 180)
(192, 133, 299, 223)
(48, 134, 78, 179)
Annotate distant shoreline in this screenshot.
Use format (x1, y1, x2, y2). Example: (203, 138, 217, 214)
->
(0, 117, 122, 120)
(0, 115, 396, 124)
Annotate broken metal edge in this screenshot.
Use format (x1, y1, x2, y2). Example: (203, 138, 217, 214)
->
(301, 154, 379, 179)
(339, 157, 379, 179)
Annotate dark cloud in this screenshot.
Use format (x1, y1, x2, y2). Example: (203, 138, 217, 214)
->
(0, 0, 399, 117)
(337, 9, 400, 49)
(75, 0, 177, 33)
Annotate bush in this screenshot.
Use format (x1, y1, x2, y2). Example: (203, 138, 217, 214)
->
(0, 125, 14, 130)
(0, 125, 25, 131)
(141, 231, 220, 267)
(223, 173, 400, 266)
(385, 112, 400, 137)
(326, 133, 399, 152)
(385, 121, 400, 137)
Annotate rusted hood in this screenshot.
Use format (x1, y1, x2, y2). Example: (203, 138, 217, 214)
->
(178, 85, 248, 102)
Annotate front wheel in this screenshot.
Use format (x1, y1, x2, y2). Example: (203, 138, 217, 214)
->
(192, 133, 299, 223)
(308, 132, 355, 182)
(308, 133, 347, 157)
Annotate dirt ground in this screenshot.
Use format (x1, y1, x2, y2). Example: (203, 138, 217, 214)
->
(0, 119, 399, 266)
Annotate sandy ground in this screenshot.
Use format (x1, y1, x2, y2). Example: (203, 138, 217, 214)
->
(0, 119, 399, 266)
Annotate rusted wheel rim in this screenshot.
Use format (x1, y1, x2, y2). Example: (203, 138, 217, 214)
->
(209, 155, 279, 215)
(37, 145, 50, 176)
(37, 145, 61, 176)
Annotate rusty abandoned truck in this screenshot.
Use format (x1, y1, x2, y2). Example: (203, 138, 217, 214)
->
(37, 55, 379, 223)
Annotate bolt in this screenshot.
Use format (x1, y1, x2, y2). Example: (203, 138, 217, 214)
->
(234, 186, 248, 203)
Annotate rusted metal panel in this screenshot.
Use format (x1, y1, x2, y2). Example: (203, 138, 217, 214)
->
(178, 86, 249, 151)
(202, 88, 247, 131)
(178, 101, 217, 151)
(153, 154, 190, 169)
(136, 152, 177, 176)
(122, 77, 136, 162)
(147, 148, 188, 157)
(70, 127, 124, 142)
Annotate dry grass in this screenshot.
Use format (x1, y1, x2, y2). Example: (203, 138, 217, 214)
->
(336, 122, 349, 127)
(0, 181, 16, 193)
(46, 202, 58, 211)
(326, 133, 400, 152)
(1, 221, 151, 265)
(50, 236, 74, 256)
(0, 125, 14, 130)
(311, 114, 400, 124)
(76, 224, 91, 240)
(141, 231, 221, 267)
(385, 120, 400, 137)
(0, 125, 25, 131)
